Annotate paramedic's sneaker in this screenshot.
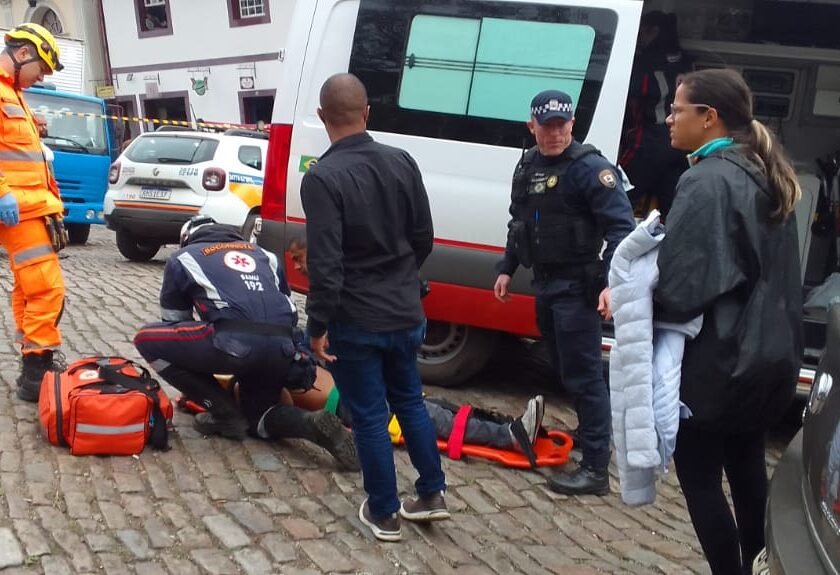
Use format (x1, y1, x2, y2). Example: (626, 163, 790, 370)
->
(193, 412, 248, 440)
(547, 465, 609, 496)
(399, 491, 450, 522)
(310, 410, 360, 472)
(511, 395, 544, 451)
(359, 500, 401, 542)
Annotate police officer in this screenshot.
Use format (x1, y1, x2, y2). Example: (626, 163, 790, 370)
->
(494, 90, 635, 495)
(134, 216, 358, 470)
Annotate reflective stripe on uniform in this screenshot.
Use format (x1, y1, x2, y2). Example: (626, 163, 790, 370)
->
(161, 307, 192, 322)
(150, 358, 171, 372)
(176, 252, 229, 309)
(20, 340, 58, 351)
(0, 150, 45, 162)
(263, 248, 281, 290)
(13, 244, 53, 266)
(76, 422, 146, 435)
(2, 104, 25, 118)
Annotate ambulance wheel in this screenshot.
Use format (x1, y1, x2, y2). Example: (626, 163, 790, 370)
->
(66, 223, 90, 245)
(417, 322, 498, 387)
(116, 230, 160, 262)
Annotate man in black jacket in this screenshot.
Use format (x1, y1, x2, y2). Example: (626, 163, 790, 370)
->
(301, 73, 446, 542)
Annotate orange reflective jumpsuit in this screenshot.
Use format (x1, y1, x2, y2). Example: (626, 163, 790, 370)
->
(0, 67, 65, 355)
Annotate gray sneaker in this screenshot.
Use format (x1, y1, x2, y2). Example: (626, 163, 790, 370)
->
(399, 491, 450, 522)
(511, 395, 544, 451)
(359, 500, 401, 542)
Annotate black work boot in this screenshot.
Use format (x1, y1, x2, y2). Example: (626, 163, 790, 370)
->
(16, 351, 54, 402)
(193, 411, 248, 440)
(307, 410, 360, 472)
(547, 465, 610, 496)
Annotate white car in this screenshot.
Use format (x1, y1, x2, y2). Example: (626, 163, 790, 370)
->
(104, 128, 268, 261)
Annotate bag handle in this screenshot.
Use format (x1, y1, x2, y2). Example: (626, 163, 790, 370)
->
(96, 359, 155, 389)
(96, 359, 170, 451)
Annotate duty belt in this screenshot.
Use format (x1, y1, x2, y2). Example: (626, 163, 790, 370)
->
(214, 319, 294, 338)
(533, 263, 588, 282)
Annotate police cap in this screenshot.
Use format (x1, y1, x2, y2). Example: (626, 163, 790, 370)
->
(530, 90, 574, 124)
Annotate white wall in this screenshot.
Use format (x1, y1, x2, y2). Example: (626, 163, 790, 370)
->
(101, 0, 294, 124)
(117, 59, 282, 124)
(102, 0, 293, 66)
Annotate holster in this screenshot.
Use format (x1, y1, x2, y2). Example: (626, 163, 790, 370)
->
(44, 215, 68, 253)
(582, 261, 606, 309)
(509, 220, 533, 269)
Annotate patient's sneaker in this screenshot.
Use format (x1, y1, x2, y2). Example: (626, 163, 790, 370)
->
(399, 491, 450, 522)
(511, 395, 544, 451)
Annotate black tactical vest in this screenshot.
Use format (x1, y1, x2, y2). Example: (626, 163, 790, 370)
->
(510, 142, 602, 269)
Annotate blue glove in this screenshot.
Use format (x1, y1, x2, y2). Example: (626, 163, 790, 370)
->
(0, 193, 19, 226)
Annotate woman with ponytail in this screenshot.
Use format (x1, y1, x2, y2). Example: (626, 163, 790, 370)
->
(653, 68, 803, 574)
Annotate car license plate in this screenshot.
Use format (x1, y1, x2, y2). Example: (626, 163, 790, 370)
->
(139, 187, 171, 201)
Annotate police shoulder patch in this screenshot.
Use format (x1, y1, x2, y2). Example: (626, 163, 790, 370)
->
(598, 169, 617, 189)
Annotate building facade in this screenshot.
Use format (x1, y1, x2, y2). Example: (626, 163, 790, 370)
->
(0, 0, 109, 96)
(101, 0, 293, 135)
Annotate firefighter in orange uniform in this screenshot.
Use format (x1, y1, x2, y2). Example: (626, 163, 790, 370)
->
(0, 23, 67, 401)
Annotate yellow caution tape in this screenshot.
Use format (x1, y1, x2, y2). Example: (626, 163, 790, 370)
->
(33, 108, 257, 131)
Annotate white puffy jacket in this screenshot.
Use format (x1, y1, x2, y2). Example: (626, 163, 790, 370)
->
(609, 210, 702, 506)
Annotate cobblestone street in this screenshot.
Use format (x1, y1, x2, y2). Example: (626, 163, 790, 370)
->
(0, 227, 796, 575)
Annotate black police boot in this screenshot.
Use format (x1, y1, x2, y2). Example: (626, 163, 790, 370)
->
(547, 465, 610, 496)
(16, 351, 54, 403)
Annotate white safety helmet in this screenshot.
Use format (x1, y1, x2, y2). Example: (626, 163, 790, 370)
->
(179, 215, 216, 247)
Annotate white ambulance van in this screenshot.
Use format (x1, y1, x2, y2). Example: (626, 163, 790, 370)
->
(258, 0, 840, 391)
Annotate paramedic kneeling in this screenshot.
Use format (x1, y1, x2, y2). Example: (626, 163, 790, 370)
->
(133, 216, 358, 470)
(494, 90, 635, 495)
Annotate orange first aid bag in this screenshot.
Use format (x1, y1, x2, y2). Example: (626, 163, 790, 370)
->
(39, 357, 173, 456)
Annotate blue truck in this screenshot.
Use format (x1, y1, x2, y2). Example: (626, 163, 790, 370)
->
(23, 86, 120, 245)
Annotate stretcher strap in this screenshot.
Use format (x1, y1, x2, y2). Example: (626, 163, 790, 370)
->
(324, 386, 341, 415)
(447, 405, 472, 460)
(510, 418, 538, 469)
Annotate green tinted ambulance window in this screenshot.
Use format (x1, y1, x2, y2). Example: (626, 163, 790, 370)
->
(399, 15, 594, 122)
(399, 15, 480, 115)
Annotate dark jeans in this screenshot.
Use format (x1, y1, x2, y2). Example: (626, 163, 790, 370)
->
(327, 321, 445, 518)
(535, 277, 610, 469)
(674, 421, 767, 575)
(134, 321, 293, 426)
(426, 401, 512, 449)
(338, 400, 513, 449)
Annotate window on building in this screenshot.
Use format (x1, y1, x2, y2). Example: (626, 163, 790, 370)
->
(228, 0, 271, 27)
(40, 9, 64, 35)
(136, 0, 172, 38)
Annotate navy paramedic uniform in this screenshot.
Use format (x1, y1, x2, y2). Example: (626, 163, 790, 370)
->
(134, 225, 298, 426)
(498, 141, 635, 472)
